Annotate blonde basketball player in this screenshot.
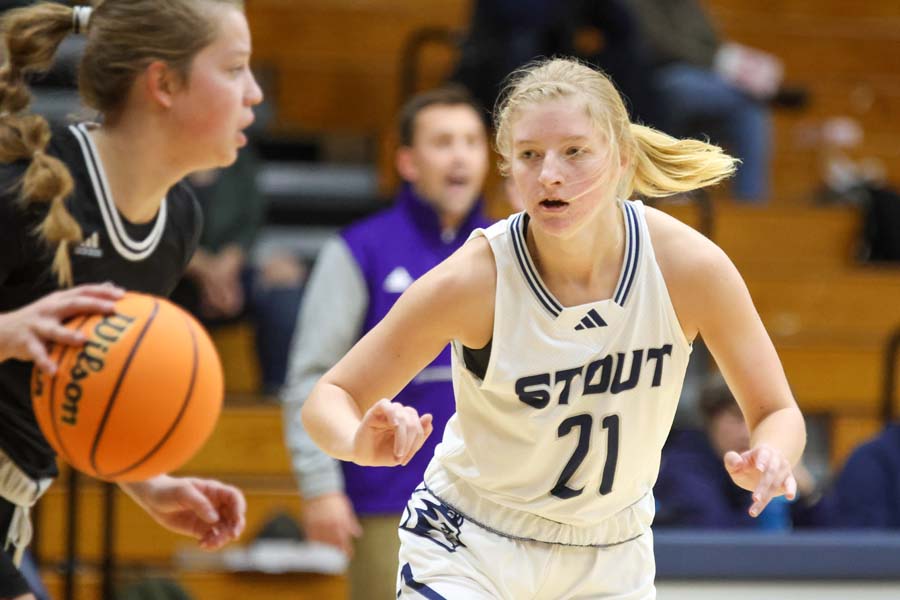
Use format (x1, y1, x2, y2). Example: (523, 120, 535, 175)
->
(302, 58, 805, 599)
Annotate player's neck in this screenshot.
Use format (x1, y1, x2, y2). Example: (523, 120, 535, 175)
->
(527, 201, 625, 297)
(88, 122, 184, 224)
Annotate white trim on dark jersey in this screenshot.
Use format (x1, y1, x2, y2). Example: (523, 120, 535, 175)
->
(68, 123, 168, 262)
(508, 202, 641, 319)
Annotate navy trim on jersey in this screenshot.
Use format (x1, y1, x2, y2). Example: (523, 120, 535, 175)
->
(69, 123, 168, 261)
(509, 213, 563, 318)
(613, 202, 641, 307)
(399, 563, 448, 600)
(509, 202, 640, 316)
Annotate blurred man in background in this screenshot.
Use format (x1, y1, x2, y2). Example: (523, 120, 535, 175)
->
(281, 86, 491, 600)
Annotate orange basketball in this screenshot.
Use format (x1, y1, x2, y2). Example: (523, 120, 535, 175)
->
(31, 291, 224, 482)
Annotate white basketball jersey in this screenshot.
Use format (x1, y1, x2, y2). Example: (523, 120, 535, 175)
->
(424, 200, 692, 546)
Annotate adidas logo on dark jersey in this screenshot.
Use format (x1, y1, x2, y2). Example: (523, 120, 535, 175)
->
(574, 308, 607, 331)
(73, 232, 103, 258)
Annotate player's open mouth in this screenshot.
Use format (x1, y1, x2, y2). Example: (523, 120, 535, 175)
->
(540, 199, 568, 209)
(446, 175, 469, 189)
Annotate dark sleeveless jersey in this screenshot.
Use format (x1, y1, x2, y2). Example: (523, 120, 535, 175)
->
(0, 123, 202, 479)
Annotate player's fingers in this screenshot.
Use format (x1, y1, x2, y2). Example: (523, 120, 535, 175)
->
(400, 413, 434, 466)
(783, 473, 798, 501)
(390, 405, 409, 462)
(723, 450, 748, 474)
(64, 282, 125, 301)
(420, 413, 434, 439)
(26, 336, 56, 375)
(750, 460, 786, 517)
(400, 437, 420, 466)
(54, 296, 118, 320)
(362, 398, 393, 432)
(175, 483, 220, 524)
(397, 407, 423, 463)
(752, 446, 772, 473)
(32, 319, 85, 347)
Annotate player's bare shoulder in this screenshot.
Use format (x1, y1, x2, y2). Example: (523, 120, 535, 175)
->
(643, 203, 740, 339)
(407, 234, 497, 349)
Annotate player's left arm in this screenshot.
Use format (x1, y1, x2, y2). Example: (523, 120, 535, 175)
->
(649, 207, 806, 518)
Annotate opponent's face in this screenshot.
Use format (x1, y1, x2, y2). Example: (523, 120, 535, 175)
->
(509, 97, 622, 237)
(397, 104, 488, 225)
(169, 6, 262, 169)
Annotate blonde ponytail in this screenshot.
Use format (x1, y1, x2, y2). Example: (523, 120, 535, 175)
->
(0, 3, 81, 287)
(627, 124, 738, 199)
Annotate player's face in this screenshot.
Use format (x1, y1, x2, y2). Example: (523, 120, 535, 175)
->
(399, 104, 489, 224)
(509, 97, 621, 237)
(169, 7, 262, 169)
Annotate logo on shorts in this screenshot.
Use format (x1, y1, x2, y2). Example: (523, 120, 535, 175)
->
(400, 491, 466, 552)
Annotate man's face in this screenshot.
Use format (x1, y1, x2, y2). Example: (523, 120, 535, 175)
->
(397, 104, 489, 223)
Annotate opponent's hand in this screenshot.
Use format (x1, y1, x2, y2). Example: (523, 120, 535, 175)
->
(724, 444, 797, 517)
(121, 475, 247, 550)
(352, 398, 433, 467)
(0, 283, 124, 374)
(302, 492, 362, 557)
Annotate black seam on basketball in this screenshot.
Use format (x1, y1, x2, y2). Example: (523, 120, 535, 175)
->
(90, 302, 160, 477)
(48, 315, 92, 466)
(104, 313, 199, 479)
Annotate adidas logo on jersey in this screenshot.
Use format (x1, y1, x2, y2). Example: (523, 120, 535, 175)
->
(383, 266, 414, 293)
(574, 308, 607, 331)
(73, 232, 103, 258)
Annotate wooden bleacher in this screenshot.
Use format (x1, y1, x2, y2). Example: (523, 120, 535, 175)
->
(654, 200, 900, 471)
(246, 0, 470, 136)
(41, 570, 346, 600)
(37, 405, 349, 598)
(706, 0, 900, 203)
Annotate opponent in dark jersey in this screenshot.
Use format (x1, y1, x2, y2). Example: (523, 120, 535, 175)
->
(0, 2, 262, 598)
(0, 123, 202, 479)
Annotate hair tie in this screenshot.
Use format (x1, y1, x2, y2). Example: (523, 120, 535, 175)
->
(72, 6, 93, 35)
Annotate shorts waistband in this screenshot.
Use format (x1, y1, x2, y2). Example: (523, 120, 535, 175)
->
(423, 468, 653, 547)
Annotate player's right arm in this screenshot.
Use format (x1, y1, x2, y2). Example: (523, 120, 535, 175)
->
(301, 236, 496, 467)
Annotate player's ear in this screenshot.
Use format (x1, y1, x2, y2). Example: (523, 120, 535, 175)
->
(395, 146, 419, 183)
(144, 60, 183, 109)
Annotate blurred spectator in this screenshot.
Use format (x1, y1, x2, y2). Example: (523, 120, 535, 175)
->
(630, 0, 780, 201)
(172, 148, 305, 394)
(453, 0, 573, 112)
(281, 86, 491, 600)
(655, 374, 824, 529)
(453, 0, 658, 122)
(575, 0, 662, 125)
(828, 423, 900, 528)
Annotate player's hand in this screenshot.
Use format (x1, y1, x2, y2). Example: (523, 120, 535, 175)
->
(121, 475, 247, 550)
(724, 444, 797, 518)
(302, 492, 362, 557)
(0, 283, 124, 374)
(352, 398, 433, 467)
